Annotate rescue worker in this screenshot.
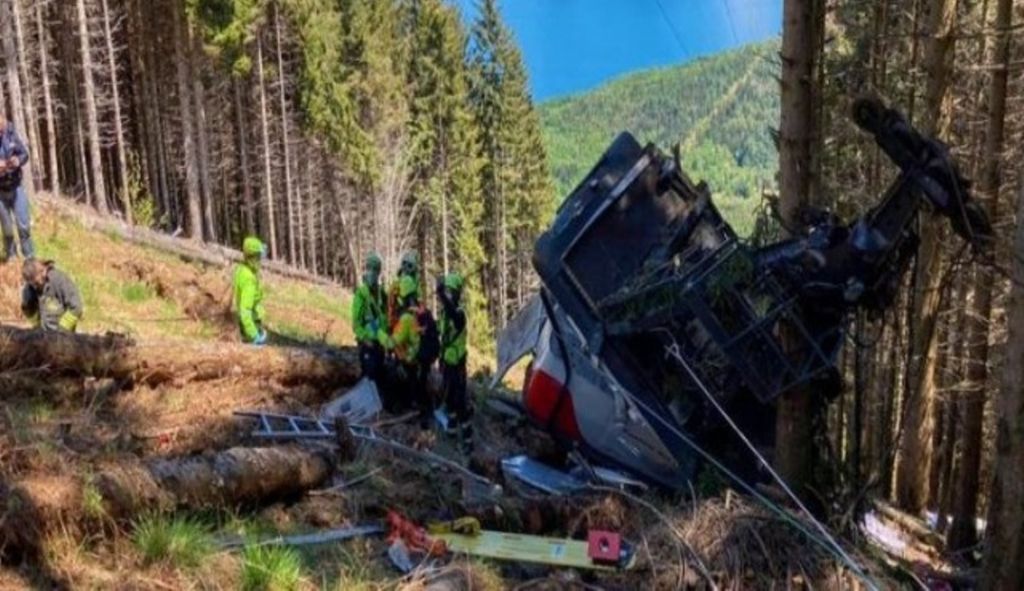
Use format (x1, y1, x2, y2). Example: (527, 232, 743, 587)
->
(0, 113, 34, 261)
(438, 273, 471, 449)
(390, 275, 431, 429)
(352, 251, 388, 380)
(234, 236, 267, 345)
(388, 250, 420, 327)
(21, 258, 82, 332)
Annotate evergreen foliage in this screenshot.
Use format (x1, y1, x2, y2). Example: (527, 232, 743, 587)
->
(540, 41, 780, 235)
(186, 0, 550, 344)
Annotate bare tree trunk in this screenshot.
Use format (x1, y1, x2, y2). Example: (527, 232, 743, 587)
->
(171, 0, 202, 239)
(303, 147, 316, 271)
(980, 174, 1024, 590)
(896, 0, 958, 514)
(256, 37, 277, 258)
(233, 77, 255, 235)
(948, 0, 1011, 552)
(100, 0, 131, 221)
(12, 0, 41, 189)
(190, 27, 215, 241)
(3, 0, 35, 197)
(774, 0, 824, 489)
(75, 0, 108, 213)
(274, 3, 296, 265)
(36, 1, 59, 193)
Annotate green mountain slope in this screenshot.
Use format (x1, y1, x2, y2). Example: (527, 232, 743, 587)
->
(540, 41, 779, 235)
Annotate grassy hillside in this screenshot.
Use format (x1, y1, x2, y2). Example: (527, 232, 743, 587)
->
(540, 41, 779, 235)
(0, 199, 354, 346)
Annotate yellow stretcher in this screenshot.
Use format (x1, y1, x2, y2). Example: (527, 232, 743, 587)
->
(432, 530, 636, 571)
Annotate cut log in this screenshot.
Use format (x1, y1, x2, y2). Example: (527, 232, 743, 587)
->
(0, 325, 360, 388)
(97, 446, 335, 518)
(1, 446, 335, 558)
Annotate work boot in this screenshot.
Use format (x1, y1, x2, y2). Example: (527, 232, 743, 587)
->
(444, 415, 460, 436)
(458, 424, 474, 454)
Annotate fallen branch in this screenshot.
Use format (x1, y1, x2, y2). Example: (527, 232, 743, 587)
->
(37, 194, 338, 287)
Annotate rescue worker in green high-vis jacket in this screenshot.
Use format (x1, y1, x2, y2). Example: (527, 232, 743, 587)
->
(352, 252, 388, 380)
(438, 273, 471, 449)
(21, 258, 82, 332)
(234, 236, 267, 345)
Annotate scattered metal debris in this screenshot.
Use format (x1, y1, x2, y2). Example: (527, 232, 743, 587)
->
(320, 377, 383, 424)
(217, 524, 385, 549)
(501, 455, 588, 496)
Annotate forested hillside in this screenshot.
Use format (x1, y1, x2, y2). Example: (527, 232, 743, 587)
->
(0, 0, 552, 345)
(540, 41, 778, 234)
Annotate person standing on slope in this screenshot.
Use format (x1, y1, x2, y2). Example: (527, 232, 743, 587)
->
(234, 236, 267, 345)
(438, 273, 471, 450)
(0, 113, 34, 261)
(21, 258, 83, 333)
(352, 251, 388, 380)
(390, 275, 438, 429)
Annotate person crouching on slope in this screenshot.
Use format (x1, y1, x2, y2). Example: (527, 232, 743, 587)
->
(21, 258, 82, 332)
(353, 251, 388, 381)
(235, 236, 267, 345)
(438, 273, 471, 450)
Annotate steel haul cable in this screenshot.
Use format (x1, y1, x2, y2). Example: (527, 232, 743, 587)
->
(654, 329, 882, 590)
(543, 304, 882, 590)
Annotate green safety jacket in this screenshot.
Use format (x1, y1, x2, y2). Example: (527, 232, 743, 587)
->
(391, 309, 420, 364)
(352, 281, 387, 346)
(440, 306, 467, 366)
(21, 265, 82, 332)
(234, 261, 265, 342)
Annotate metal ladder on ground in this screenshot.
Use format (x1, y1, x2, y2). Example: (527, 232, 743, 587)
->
(233, 410, 500, 491)
(234, 410, 351, 440)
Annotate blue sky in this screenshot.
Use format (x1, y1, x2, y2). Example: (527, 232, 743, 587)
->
(449, 0, 783, 102)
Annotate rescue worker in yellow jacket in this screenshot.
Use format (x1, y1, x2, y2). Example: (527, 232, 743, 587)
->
(390, 275, 438, 429)
(352, 252, 388, 380)
(21, 258, 82, 332)
(234, 236, 267, 345)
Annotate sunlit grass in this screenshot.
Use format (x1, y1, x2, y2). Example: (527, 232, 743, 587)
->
(133, 514, 213, 569)
(240, 544, 304, 591)
(120, 281, 155, 303)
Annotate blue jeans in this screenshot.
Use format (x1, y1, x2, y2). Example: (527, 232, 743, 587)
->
(0, 186, 34, 259)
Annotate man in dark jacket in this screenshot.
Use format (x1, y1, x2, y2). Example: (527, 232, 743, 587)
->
(21, 258, 83, 333)
(0, 114, 33, 261)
